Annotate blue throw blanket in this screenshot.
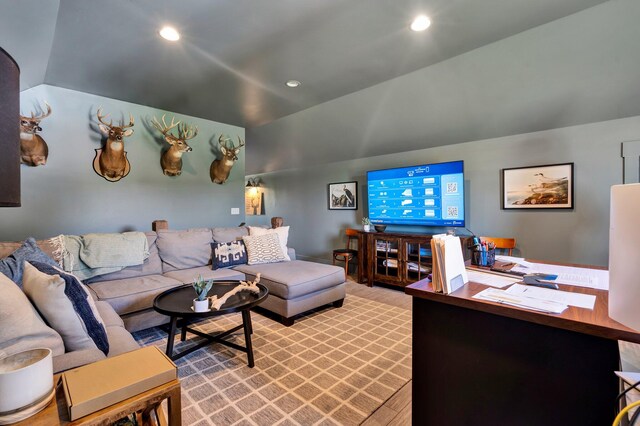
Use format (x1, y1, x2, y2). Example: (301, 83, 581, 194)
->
(55, 232, 149, 280)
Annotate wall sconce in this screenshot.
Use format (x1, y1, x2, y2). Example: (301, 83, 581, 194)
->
(245, 178, 264, 215)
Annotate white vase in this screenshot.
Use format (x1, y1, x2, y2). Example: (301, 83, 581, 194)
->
(193, 298, 209, 312)
(0, 348, 53, 413)
(363, 225, 370, 232)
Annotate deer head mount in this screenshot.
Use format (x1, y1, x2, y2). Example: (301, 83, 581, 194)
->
(210, 135, 245, 184)
(92, 108, 135, 182)
(151, 115, 198, 176)
(19, 102, 52, 167)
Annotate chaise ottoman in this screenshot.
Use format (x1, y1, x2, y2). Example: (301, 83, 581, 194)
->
(233, 260, 346, 326)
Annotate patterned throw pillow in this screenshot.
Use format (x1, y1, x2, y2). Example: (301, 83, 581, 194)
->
(211, 241, 248, 270)
(25, 261, 110, 355)
(0, 237, 59, 286)
(248, 226, 291, 261)
(242, 234, 286, 265)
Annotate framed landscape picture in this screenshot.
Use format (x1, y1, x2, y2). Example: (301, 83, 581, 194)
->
(502, 163, 574, 210)
(328, 181, 357, 210)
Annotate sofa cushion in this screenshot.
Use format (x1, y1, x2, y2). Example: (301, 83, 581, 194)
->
(212, 241, 247, 269)
(0, 237, 59, 286)
(163, 266, 246, 283)
(95, 301, 125, 328)
(212, 226, 249, 243)
(87, 232, 162, 283)
(233, 260, 345, 299)
(87, 274, 182, 316)
(0, 272, 65, 358)
(249, 226, 291, 261)
(157, 229, 213, 272)
(105, 326, 140, 357)
(242, 234, 286, 265)
(24, 261, 110, 355)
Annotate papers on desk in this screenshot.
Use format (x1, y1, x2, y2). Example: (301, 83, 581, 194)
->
(494, 256, 609, 290)
(473, 288, 568, 314)
(505, 284, 596, 309)
(466, 270, 520, 288)
(431, 234, 468, 294)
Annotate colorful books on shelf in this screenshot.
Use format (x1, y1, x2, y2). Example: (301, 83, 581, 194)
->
(430, 234, 468, 294)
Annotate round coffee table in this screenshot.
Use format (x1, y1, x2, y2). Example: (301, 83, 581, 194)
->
(153, 281, 268, 367)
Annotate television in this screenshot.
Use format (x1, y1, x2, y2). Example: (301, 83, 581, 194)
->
(367, 160, 465, 227)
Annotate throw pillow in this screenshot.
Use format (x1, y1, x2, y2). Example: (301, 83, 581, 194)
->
(23, 261, 109, 355)
(211, 241, 247, 270)
(249, 226, 291, 261)
(0, 237, 59, 286)
(0, 272, 65, 359)
(242, 234, 286, 265)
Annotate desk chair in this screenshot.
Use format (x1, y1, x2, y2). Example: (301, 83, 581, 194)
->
(479, 236, 516, 256)
(333, 229, 359, 276)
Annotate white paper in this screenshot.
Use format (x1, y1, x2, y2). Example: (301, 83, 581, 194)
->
(505, 283, 596, 309)
(511, 263, 609, 290)
(494, 255, 534, 268)
(473, 288, 568, 314)
(466, 270, 519, 288)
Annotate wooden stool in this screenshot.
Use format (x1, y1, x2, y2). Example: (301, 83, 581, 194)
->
(333, 229, 359, 276)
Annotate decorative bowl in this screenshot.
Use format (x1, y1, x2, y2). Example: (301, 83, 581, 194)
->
(374, 225, 387, 232)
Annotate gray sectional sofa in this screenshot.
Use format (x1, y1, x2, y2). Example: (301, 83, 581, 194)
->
(0, 225, 346, 373)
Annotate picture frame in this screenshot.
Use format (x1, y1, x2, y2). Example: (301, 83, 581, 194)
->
(328, 181, 358, 210)
(502, 163, 574, 210)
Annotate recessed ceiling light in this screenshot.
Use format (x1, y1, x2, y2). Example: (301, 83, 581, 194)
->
(286, 80, 301, 88)
(159, 26, 180, 41)
(410, 15, 431, 32)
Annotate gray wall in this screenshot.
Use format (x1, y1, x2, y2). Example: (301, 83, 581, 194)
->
(247, 0, 640, 175)
(247, 115, 640, 267)
(0, 85, 245, 240)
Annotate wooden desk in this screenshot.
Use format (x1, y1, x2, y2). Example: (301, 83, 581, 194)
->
(16, 375, 181, 425)
(406, 277, 640, 426)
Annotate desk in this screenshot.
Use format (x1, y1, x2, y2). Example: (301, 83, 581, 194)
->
(406, 277, 640, 425)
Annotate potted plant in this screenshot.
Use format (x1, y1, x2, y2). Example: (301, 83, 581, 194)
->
(192, 275, 213, 312)
(362, 217, 371, 232)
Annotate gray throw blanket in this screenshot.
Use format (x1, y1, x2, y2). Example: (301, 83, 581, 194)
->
(54, 232, 149, 281)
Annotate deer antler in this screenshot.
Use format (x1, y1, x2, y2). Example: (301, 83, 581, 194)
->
(218, 134, 230, 149)
(119, 113, 135, 129)
(151, 115, 181, 136)
(178, 123, 198, 141)
(236, 136, 245, 149)
(96, 107, 113, 127)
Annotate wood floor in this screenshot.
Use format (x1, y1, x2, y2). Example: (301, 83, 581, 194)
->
(345, 277, 412, 426)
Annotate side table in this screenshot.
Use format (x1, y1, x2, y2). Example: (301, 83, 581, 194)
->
(13, 375, 181, 426)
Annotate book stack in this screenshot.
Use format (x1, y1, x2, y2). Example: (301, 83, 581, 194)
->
(430, 234, 469, 294)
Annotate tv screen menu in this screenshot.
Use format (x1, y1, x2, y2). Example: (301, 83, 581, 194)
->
(367, 161, 465, 227)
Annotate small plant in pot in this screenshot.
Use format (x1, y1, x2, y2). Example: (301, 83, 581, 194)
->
(192, 275, 214, 312)
(362, 217, 371, 232)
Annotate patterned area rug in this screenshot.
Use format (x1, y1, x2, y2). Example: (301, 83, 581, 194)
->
(133, 295, 412, 425)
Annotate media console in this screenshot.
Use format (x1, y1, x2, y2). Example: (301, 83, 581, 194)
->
(349, 230, 470, 287)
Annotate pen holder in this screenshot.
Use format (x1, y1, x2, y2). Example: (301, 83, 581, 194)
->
(472, 248, 495, 267)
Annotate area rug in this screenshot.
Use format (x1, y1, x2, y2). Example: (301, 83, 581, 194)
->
(133, 295, 412, 425)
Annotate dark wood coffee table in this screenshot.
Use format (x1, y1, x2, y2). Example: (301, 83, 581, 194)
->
(153, 281, 268, 367)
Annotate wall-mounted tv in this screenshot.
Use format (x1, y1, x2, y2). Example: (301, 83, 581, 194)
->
(367, 160, 465, 227)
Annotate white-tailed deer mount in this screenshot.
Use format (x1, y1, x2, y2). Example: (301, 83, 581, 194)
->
(151, 115, 198, 177)
(93, 108, 134, 182)
(19, 102, 52, 167)
(210, 135, 245, 184)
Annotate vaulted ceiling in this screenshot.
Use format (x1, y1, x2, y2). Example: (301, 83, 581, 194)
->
(1, 0, 608, 129)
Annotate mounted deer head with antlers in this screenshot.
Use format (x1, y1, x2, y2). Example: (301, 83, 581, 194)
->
(20, 102, 52, 166)
(151, 115, 198, 176)
(93, 108, 135, 182)
(210, 135, 245, 184)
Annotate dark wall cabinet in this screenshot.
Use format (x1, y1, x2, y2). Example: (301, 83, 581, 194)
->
(0, 47, 20, 207)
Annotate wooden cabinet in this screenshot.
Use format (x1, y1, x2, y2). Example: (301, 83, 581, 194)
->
(351, 230, 469, 288)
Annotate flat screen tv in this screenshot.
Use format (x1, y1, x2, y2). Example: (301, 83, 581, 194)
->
(367, 160, 465, 227)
